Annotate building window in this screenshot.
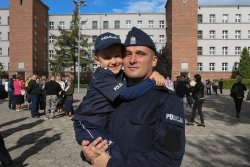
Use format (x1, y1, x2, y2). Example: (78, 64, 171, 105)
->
(248, 14, 250, 22)
(235, 30, 241, 39)
(159, 35, 165, 43)
(222, 14, 228, 23)
(49, 36, 54, 44)
(235, 47, 241, 55)
(148, 20, 154, 28)
(198, 30, 203, 39)
(209, 30, 216, 38)
(137, 20, 142, 28)
(114, 20, 120, 29)
(49, 22, 54, 29)
(0, 17, 1, 25)
(103, 21, 109, 29)
(8, 32, 9, 40)
(198, 47, 203, 55)
(59, 21, 64, 29)
(222, 47, 228, 55)
(159, 20, 165, 28)
(222, 63, 228, 71)
(126, 20, 131, 28)
(20, 0, 23, 5)
(92, 35, 97, 43)
(233, 62, 239, 71)
(209, 47, 216, 55)
(235, 14, 241, 23)
(197, 63, 203, 71)
(49, 50, 54, 58)
(209, 63, 215, 71)
(222, 30, 228, 39)
(209, 14, 216, 23)
(92, 21, 98, 29)
(8, 17, 9, 25)
(248, 30, 250, 38)
(248, 47, 250, 54)
(0, 32, 2, 40)
(198, 14, 203, 23)
(81, 21, 87, 29)
(0, 48, 2, 56)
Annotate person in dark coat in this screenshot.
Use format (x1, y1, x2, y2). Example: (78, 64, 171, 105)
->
(219, 78, 224, 94)
(81, 27, 185, 167)
(73, 32, 162, 160)
(0, 133, 13, 167)
(230, 76, 247, 118)
(64, 80, 74, 117)
(186, 74, 205, 127)
(26, 74, 42, 118)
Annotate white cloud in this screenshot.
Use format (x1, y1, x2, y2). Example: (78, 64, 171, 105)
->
(113, 0, 166, 13)
(112, 0, 250, 13)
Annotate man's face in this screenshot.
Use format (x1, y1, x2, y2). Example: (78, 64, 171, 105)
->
(95, 45, 123, 74)
(123, 46, 157, 83)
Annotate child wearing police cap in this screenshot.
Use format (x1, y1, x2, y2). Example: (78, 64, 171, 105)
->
(73, 32, 164, 160)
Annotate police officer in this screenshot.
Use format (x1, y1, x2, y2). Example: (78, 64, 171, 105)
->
(82, 27, 185, 167)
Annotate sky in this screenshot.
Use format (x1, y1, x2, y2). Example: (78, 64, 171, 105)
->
(0, 0, 250, 14)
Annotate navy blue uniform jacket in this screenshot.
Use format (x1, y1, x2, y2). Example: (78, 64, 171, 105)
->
(107, 86, 186, 167)
(73, 67, 155, 128)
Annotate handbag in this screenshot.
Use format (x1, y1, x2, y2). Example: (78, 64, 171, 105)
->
(21, 89, 26, 95)
(19, 81, 25, 95)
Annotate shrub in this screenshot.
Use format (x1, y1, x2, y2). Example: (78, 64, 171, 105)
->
(222, 79, 250, 89)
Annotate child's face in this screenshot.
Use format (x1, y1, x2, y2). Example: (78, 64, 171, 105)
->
(95, 45, 123, 74)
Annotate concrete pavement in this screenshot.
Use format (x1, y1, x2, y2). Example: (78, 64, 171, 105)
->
(0, 88, 250, 167)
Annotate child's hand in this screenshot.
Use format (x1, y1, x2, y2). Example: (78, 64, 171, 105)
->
(149, 71, 165, 86)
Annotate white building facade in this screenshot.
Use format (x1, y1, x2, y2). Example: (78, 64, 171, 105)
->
(48, 13, 166, 72)
(197, 5, 250, 78)
(0, 9, 9, 71)
(1, 5, 250, 77)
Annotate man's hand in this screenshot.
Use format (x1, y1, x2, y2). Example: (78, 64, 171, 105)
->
(150, 71, 165, 86)
(82, 137, 109, 162)
(92, 148, 111, 167)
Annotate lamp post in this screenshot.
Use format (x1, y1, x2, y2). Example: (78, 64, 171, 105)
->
(73, 0, 86, 93)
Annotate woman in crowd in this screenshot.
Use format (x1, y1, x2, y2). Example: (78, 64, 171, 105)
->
(64, 80, 74, 117)
(13, 75, 24, 112)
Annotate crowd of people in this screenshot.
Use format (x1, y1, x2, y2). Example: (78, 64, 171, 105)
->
(0, 74, 74, 119)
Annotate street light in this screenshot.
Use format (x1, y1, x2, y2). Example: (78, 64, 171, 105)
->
(72, 0, 86, 93)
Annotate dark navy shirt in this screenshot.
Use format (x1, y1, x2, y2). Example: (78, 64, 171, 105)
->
(107, 86, 185, 167)
(73, 67, 155, 128)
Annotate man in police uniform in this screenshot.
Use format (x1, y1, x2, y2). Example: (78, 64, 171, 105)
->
(82, 27, 185, 167)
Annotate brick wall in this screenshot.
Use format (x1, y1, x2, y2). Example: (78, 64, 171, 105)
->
(166, 0, 198, 79)
(9, 0, 48, 79)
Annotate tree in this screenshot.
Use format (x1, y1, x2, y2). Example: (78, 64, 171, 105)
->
(238, 47, 250, 79)
(49, 7, 92, 78)
(155, 45, 171, 78)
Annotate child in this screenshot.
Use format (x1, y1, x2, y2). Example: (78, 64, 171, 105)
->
(73, 32, 164, 159)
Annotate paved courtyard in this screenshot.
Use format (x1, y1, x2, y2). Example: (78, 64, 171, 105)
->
(0, 89, 250, 167)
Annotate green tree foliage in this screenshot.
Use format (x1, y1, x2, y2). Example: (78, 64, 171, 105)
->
(49, 7, 92, 78)
(155, 46, 171, 78)
(238, 47, 250, 79)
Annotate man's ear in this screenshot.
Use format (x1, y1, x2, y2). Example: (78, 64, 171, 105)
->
(152, 55, 158, 67)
